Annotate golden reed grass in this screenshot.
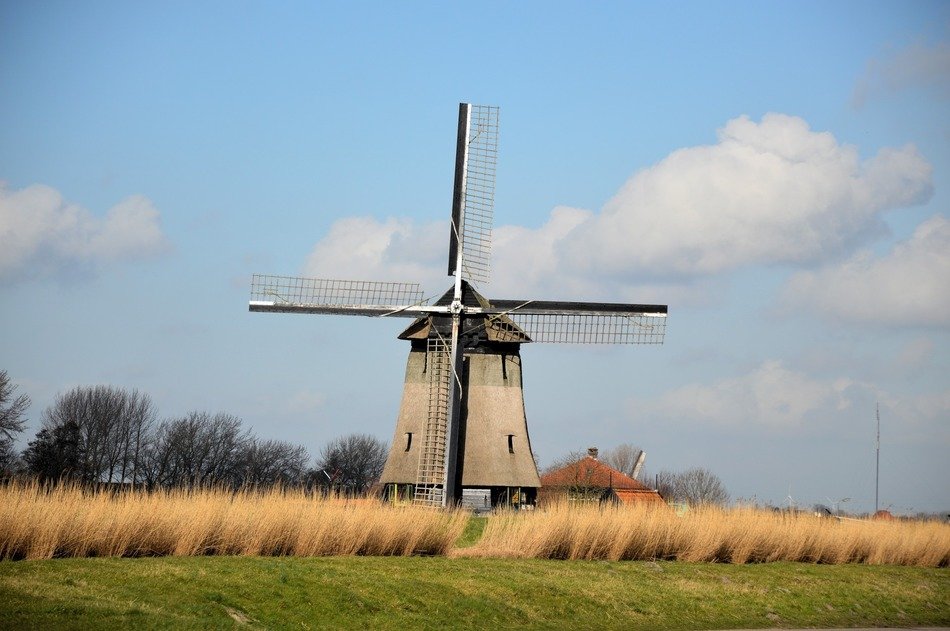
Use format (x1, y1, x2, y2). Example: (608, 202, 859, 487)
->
(458, 502, 950, 567)
(4, 483, 947, 565)
(0, 481, 467, 560)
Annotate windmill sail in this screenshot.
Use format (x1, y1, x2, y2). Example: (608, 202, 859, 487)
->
(249, 274, 427, 317)
(448, 103, 498, 285)
(485, 300, 667, 345)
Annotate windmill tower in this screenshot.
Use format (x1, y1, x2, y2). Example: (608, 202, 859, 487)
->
(249, 103, 667, 508)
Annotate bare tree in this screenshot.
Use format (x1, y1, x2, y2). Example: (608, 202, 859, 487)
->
(38, 385, 156, 484)
(116, 390, 156, 485)
(142, 412, 250, 488)
(655, 469, 677, 501)
(655, 467, 729, 506)
(317, 433, 387, 494)
(542, 449, 588, 475)
(0, 370, 30, 472)
(602, 443, 644, 479)
(236, 438, 309, 487)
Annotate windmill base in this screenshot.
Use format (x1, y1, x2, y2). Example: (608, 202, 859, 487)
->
(382, 483, 537, 511)
(379, 347, 542, 507)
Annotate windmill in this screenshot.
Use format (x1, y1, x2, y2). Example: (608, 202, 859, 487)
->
(249, 103, 667, 508)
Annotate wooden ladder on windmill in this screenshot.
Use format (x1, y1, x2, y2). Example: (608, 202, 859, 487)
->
(414, 338, 452, 506)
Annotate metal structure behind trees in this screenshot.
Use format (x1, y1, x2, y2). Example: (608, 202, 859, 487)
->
(250, 103, 668, 508)
(875, 402, 881, 514)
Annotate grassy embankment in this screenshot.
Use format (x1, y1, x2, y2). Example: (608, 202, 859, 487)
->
(1, 556, 947, 629)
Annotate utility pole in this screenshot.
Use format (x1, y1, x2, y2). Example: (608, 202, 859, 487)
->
(875, 403, 880, 514)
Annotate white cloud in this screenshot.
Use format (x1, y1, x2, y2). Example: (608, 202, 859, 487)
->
(782, 215, 950, 327)
(633, 360, 949, 438)
(853, 41, 950, 108)
(302, 216, 449, 297)
(561, 114, 931, 277)
(490, 205, 592, 296)
(0, 182, 170, 280)
(300, 114, 932, 301)
(641, 360, 854, 429)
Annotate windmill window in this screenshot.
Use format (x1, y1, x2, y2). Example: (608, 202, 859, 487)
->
(405, 432, 413, 452)
(507, 434, 514, 454)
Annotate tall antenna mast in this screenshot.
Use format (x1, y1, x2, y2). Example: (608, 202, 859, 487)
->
(875, 402, 880, 513)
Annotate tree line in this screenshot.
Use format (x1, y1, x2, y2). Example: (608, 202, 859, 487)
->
(0, 371, 387, 492)
(3, 371, 730, 504)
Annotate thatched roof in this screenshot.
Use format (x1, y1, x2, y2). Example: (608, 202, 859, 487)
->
(398, 281, 531, 344)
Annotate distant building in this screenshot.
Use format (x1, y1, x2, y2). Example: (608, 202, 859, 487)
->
(539, 447, 665, 506)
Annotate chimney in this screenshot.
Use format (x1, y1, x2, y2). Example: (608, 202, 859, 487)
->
(587, 447, 598, 459)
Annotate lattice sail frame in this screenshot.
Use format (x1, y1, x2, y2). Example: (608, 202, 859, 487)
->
(455, 104, 498, 285)
(250, 274, 424, 308)
(499, 313, 666, 345)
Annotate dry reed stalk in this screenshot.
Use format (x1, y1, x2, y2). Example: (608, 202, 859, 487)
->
(0, 480, 33, 559)
(463, 502, 950, 566)
(0, 481, 467, 560)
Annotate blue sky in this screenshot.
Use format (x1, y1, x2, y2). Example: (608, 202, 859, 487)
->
(2, 1, 947, 513)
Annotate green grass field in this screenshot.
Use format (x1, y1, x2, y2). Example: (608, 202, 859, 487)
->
(1, 556, 947, 630)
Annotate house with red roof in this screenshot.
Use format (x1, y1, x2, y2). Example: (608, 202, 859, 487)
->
(539, 447, 665, 506)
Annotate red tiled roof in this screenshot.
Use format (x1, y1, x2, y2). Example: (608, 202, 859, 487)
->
(541, 456, 654, 491)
